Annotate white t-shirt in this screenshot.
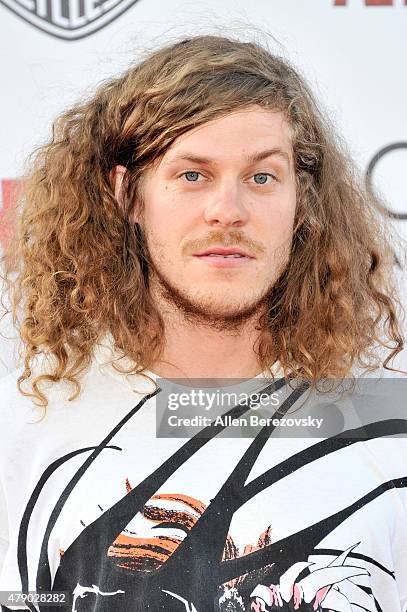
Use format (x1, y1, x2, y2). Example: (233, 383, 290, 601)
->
(0, 334, 406, 612)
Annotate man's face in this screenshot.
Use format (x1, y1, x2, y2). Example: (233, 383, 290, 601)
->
(136, 106, 297, 328)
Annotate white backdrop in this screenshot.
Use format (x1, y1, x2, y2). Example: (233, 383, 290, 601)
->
(0, 0, 406, 376)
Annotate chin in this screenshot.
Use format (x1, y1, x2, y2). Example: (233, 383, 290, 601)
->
(186, 290, 250, 309)
(196, 303, 249, 318)
(153, 270, 269, 324)
(185, 292, 266, 321)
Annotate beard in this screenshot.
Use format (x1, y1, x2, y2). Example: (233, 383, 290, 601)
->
(150, 262, 272, 333)
(137, 223, 289, 334)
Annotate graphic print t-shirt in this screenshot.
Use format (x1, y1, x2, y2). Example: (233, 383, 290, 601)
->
(0, 335, 406, 612)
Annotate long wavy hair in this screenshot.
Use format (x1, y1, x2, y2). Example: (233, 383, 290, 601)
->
(1, 34, 405, 407)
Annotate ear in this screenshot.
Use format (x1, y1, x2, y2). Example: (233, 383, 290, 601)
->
(110, 165, 127, 205)
(110, 165, 140, 225)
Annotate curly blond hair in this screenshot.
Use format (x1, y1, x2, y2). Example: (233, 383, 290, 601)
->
(1, 34, 405, 407)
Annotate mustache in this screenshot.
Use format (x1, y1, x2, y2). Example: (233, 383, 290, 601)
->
(183, 230, 265, 256)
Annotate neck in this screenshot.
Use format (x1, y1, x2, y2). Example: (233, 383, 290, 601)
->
(150, 304, 266, 381)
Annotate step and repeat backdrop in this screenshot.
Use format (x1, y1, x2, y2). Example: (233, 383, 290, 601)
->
(0, 0, 406, 376)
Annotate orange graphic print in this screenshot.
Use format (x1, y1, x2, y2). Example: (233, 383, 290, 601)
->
(106, 479, 273, 573)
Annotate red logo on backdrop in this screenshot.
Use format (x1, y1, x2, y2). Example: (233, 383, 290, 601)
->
(0, 179, 19, 254)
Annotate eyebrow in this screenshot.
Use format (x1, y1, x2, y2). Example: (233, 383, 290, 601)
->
(164, 147, 291, 168)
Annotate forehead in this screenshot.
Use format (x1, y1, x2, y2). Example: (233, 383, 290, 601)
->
(161, 106, 293, 165)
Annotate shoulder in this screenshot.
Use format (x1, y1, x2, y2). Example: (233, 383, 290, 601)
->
(0, 368, 34, 420)
(0, 352, 93, 444)
(0, 348, 155, 438)
(0, 364, 52, 461)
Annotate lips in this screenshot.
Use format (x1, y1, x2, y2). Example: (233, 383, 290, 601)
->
(194, 247, 254, 258)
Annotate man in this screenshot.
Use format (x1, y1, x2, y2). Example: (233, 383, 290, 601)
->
(0, 35, 406, 611)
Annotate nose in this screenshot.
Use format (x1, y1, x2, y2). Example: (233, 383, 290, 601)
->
(203, 180, 249, 228)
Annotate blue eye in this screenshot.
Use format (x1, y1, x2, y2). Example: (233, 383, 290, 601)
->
(183, 171, 200, 182)
(253, 173, 271, 185)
